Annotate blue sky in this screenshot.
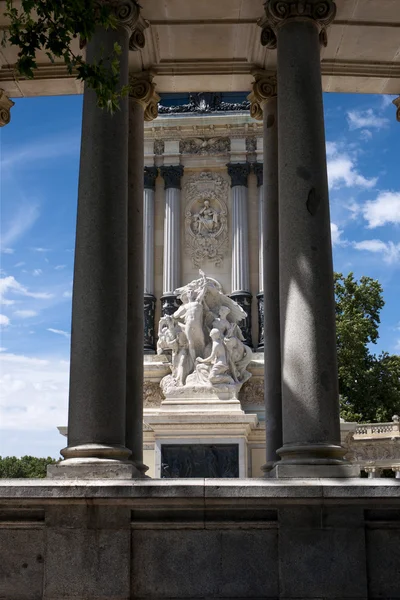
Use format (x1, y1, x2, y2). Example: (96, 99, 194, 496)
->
(0, 92, 399, 458)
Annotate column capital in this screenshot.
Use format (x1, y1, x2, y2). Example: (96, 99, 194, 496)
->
(129, 72, 160, 121)
(0, 89, 14, 127)
(105, 0, 147, 49)
(160, 165, 184, 190)
(227, 162, 251, 187)
(144, 166, 158, 190)
(261, 0, 337, 48)
(393, 96, 400, 123)
(253, 163, 264, 187)
(247, 70, 277, 120)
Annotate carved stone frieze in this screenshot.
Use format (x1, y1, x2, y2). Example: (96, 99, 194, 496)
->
(184, 172, 229, 268)
(344, 436, 400, 463)
(129, 72, 160, 121)
(143, 381, 164, 407)
(179, 137, 231, 155)
(0, 89, 14, 127)
(239, 377, 264, 407)
(154, 139, 165, 155)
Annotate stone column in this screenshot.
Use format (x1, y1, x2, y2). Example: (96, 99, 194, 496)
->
(0, 89, 14, 126)
(50, 2, 144, 478)
(126, 73, 159, 475)
(227, 162, 252, 347)
(253, 163, 264, 352)
(249, 72, 282, 472)
(262, 0, 357, 477)
(143, 166, 158, 353)
(160, 165, 184, 315)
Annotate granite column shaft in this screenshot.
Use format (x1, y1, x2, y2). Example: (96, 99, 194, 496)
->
(227, 162, 252, 347)
(160, 165, 184, 316)
(61, 24, 131, 464)
(276, 17, 344, 467)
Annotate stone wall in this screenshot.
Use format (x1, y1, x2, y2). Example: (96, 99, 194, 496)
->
(1, 480, 400, 599)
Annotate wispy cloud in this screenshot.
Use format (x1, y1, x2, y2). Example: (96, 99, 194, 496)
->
(0, 314, 10, 327)
(47, 328, 70, 339)
(347, 109, 389, 131)
(326, 142, 377, 190)
(353, 239, 400, 264)
(331, 222, 346, 246)
(0, 275, 54, 306)
(0, 204, 40, 252)
(362, 191, 400, 228)
(31, 247, 50, 253)
(32, 269, 43, 277)
(0, 133, 80, 173)
(3, 248, 14, 255)
(13, 310, 38, 319)
(54, 265, 66, 270)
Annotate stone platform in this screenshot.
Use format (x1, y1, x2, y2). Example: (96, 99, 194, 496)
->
(1, 478, 399, 599)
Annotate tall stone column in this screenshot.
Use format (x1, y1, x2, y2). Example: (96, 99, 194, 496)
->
(160, 165, 184, 316)
(143, 166, 158, 353)
(249, 72, 282, 472)
(126, 73, 159, 475)
(253, 163, 264, 352)
(227, 162, 252, 347)
(51, 2, 144, 478)
(262, 0, 357, 477)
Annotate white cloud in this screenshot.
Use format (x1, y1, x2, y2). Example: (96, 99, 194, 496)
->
(0, 276, 54, 306)
(0, 133, 80, 173)
(0, 347, 7, 352)
(0, 204, 40, 252)
(0, 314, 10, 327)
(353, 239, 400, 264)
(3, 248, 14, 254)
(331, 223, 345, 246)
(55, 265, 66, 270)
(62, 290, 72, 298)
(0, 353, 69, 430)
(347, 109, 389, 131)
(362, 191, 400, 228)
(326, 142, 377, 190)
(14, 262, 25, 268)
(13, 310, 38, 319)
(381, 95, 396, 109)
(359, 129, 372, 141)
(31, 247, 50, 253)
(32, 269, 43, 277)
(47, 328, 70, 339)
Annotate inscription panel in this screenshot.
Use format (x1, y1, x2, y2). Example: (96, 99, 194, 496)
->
(161, 444, 239, 478)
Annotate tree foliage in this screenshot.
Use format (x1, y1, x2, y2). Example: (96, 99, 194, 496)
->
(0, 456, 57, 478)
(335, 272, 400, 423)
(3, 0, 128, 112)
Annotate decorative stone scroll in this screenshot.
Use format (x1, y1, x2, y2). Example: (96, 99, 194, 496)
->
(260, 0, 337, 49)
(247, 71, 277, 120)
(129, 72, 160, 121)
(184, 172, 229, 268)
(393, 96, 400, 123)
(157, 272, 253, 400)
(0, 89, 14, 127)
(108, 0, 148, 49)
(179, 137, 231, 155)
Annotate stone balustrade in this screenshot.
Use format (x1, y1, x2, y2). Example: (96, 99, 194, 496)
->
(353, 416, 400, 440)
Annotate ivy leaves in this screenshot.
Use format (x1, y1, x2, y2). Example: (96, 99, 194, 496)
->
(3, 0, 130, 112)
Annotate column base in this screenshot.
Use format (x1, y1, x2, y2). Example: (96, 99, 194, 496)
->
(268, 463, 360, 479)
(47, 458, 146, 479)
(61, 443, 131, 461)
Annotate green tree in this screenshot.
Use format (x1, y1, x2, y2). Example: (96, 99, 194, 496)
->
(335, 272, 400, 422)
(0, 456, 57, 478)
(2, 0, 132, 112)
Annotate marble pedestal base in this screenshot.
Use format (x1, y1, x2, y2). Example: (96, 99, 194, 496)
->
(47, 459, 146, 479)
(269, 463, 360, 479)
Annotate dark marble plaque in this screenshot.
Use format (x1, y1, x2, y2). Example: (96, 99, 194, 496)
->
(161, 444, 239, 478)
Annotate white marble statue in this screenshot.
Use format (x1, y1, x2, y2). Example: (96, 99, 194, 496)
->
(157, 272, 252, 398)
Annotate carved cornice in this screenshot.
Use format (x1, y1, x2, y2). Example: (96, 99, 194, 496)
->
(247, 71, 277, 120)
(144, 166, 158, 190)
(129, 72, 160, 121)
(261, 0, 337, 49)
(159, 165, 184, 190)
(0, 89, 14, 127)
(226, 162, 251, 188)
(393, 96, 400, 123)
(253, 163, 264, 187)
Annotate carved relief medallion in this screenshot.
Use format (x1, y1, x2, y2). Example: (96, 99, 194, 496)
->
(184, 172, 229, 268)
